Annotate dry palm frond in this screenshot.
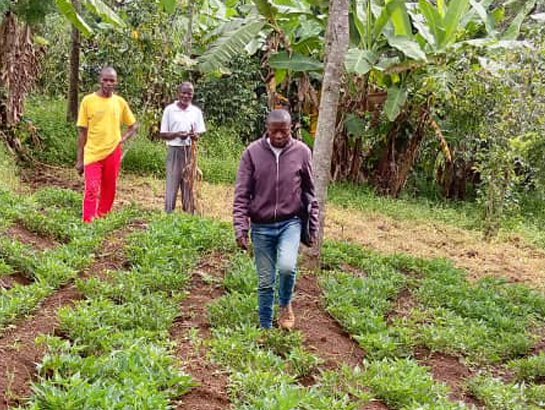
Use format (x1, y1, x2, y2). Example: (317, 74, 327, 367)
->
(429, 116, 452, 163)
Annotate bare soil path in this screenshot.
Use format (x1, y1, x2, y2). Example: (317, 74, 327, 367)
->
(170, 254, 231, 410)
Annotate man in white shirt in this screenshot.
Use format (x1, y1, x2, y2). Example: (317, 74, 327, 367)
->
(159, 82, 206, 213)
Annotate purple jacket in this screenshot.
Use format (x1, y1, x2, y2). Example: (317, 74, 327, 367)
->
(233, 136, 319, 239)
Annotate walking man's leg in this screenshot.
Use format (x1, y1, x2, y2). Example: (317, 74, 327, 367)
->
(251, 223, 278, 329)
(97, 146, 122, 218)
(277, 218, 301, 330)
(165, 146, 184, 213)
(82, 161, 103, 222)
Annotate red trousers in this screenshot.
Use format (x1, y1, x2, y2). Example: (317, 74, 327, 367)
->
(82, 146, 121, 222)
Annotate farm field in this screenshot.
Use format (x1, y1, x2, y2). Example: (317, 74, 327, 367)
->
(1, 177, 544, 409)
(3, 0, 545, 408)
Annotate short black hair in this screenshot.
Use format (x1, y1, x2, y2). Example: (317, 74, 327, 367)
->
(99, 66, 117, 77)
(178, 82, 194, 92)
(267, 109, 291, 124)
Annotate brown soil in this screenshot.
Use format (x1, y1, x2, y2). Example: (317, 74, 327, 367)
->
(362, 401, 390, 410)
(170, 253, 231, 410)
(0, 273, 32, 289)
(0, 221, 143, 409)
(0, 282, 80, 409)
(531, 333, 545, 355)
(387, 287, 417, 323)
(7, 223, 58, 251)
(414, 349, 481, 408)
(294, 273, 366, 371)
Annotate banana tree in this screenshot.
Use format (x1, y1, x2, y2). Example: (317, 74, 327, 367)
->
(340, 0, 537, 196)
(196, 0, 327, 112)
(0, 0, 124, 156)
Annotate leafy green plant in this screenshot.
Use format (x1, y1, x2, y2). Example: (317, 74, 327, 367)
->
(468, 374, 545, 410)
(507, 353, 545, 382)
(362, 358, 466, 409)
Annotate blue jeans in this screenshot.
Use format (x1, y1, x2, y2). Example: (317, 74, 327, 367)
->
(251, 217, 301, 329)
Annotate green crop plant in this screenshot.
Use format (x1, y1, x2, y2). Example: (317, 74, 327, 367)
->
(362, 358, 468, 409)
(405, 258, 545, 363)
(320, 242, 408, 358)
(207, 252, 371, 409)
(468, 374, 545, 410)
(0, 283, 52, 330)
(24, 211, 235, 408)
(29, 336, 194, 409)
(322, 240, 545, 364)
(0, 258, 14, 275)
(507, 352, 545, 383)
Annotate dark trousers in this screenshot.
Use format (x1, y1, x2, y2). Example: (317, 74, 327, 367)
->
(165, 146, 195, 213)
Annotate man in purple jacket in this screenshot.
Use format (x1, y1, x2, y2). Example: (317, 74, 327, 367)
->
(233, 109, 319, 330)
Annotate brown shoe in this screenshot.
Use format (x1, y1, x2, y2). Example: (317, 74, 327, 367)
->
(278, 304, 295, 330)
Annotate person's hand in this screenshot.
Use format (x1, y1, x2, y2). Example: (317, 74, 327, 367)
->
(75, 160, 84, 176)
(236, 235, 249, 251)
(190, 132, 199, 141)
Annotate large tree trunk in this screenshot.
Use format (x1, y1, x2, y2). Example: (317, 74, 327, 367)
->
(0, 12, 41, 157)
(67, 0, 81, 122)
(312, 0, 349, 252)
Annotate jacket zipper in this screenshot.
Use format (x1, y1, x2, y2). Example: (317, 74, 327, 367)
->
(274, 153, 279, 221)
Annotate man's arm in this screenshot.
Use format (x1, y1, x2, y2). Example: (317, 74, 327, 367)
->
(75, 127, 88, 176)
(301, 149, 319, 245)
(233, 149, 254, 250)
(158, 130, 190, 141)
(120, 122, 140, 144)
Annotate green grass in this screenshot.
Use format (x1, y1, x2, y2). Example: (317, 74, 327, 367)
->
(24, 95, 244, 184)
(0, 142, 19, 191)
(328, 182, 545, 248)
(328, 183, 482, 230)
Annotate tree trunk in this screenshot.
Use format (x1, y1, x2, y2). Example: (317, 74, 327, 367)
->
(0, 12, 41, 157)
(184, 0, 195, 55)
(312, 0, 349, 255)
(67, 0, 81, 122)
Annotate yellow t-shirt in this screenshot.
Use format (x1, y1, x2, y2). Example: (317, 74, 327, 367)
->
(77, 93, 136, 165)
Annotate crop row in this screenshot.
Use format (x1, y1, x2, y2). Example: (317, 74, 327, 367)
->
(321, 241, 545, 409)
(206, 253, 375, 409)
(0, 188, 138, 332)
(18, 213, 234, 409)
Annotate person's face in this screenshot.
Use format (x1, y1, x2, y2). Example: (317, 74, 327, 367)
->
(178, 86, 194, 108)
(99, 72, 117, 96)
(267, 120, 291, 148)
